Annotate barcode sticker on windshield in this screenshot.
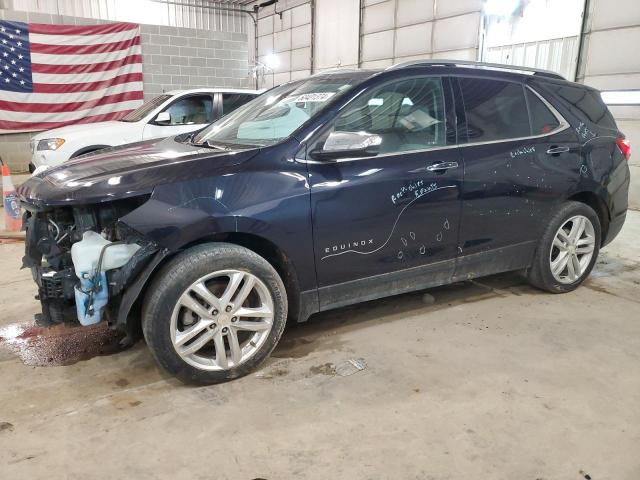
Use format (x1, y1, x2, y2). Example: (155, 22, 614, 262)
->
(294, 92, 336, 103)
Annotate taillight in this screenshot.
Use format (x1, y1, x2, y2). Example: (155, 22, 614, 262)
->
(616, 136, 631, 160)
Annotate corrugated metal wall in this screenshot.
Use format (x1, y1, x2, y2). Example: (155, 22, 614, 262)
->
(254, 0, 483, 89)
(485, 36, 580, 81)
(1, 0, 248, 32)
(360, 0, 483, 68)
(578, 0, 640, 208)
(255, 0, 312, 87)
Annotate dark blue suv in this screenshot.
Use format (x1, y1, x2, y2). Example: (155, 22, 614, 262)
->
(19, 61, 631, 384)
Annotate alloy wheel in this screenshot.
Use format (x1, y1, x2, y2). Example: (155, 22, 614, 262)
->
(549, 215, 596, 284)
(170, 270, 274, 371)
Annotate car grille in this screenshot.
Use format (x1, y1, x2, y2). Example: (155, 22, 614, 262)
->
(42, 274, 64, 299)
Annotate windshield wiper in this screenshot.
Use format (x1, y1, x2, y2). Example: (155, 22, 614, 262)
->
(204, 140, 261, 149)
(185, 138, 221, 149)
(204, 140, 233, 150)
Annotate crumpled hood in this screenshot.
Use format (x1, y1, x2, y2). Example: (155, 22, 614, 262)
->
(18, 136, 260, 208)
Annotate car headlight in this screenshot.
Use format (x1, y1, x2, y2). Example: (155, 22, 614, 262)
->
(37, 138, 65, 151)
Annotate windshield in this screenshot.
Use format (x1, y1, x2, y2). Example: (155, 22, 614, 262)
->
(193, 77, 359, 147)
(120, 94, 172, 122)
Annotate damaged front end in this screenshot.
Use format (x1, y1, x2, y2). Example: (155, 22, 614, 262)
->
(16, 135, 254, 342)
(22, 197, 165, 342)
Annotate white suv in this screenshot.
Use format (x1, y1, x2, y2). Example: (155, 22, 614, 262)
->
(29, 88, 260, 172)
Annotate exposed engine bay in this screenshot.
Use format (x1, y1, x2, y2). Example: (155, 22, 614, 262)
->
(22, 197, 160, 339)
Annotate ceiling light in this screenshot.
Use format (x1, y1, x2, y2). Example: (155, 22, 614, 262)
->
(264, 54, 279, 69)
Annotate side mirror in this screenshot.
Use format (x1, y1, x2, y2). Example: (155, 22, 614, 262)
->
(310, 131, 382, 161)
(155, 111, 171, 125)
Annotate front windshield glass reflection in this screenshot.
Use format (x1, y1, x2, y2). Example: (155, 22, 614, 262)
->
(193, 77, 360, 148)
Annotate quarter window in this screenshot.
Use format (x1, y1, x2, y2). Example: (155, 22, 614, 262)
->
(526, 88, 560, 135)
(163, 95, 214, 125)
(326, 76, 447, 154)
(459, 78, 530, 142)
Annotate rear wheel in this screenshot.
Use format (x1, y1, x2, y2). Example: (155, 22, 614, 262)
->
(142, 243, 287, 384)
(527, 201, 601, 293)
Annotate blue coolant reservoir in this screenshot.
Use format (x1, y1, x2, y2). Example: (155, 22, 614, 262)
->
(74, 272, 108, 326)
(71, 231, 141, 326)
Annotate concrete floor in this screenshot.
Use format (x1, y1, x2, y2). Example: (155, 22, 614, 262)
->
(1, 212, 639, 480)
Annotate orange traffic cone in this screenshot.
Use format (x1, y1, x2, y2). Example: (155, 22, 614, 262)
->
(2, 163, 22, 232)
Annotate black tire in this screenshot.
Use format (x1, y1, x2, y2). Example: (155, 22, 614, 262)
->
(527, 201, 601, 293)
(142, 243, 288, 385)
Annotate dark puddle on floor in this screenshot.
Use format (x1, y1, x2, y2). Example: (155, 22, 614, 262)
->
(0, 320, 125, 366)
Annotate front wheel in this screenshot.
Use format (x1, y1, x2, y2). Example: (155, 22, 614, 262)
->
(527, 201, 601, 293)
(142, 243, 288, 385)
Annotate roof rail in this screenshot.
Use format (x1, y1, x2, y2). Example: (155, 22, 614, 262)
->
(387, 59, 565, 80)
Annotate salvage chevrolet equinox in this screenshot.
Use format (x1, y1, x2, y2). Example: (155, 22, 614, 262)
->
(18, 61, 631, 384)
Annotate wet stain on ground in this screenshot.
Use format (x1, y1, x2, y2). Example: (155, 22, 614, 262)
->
(309, 363, 336, 376)
(583, 280, 613, 295)
(269, 366, 289, 377)
(582, 279, 639, 303)
(272, 336, 315, 358)
(256, 365, 290, 379)
(255, 358, 291, 379)
(8, 455, 36, 465)
(115, 378, 130, 387)
(0, 320, 126, 367)
(0, 421, 14, 432)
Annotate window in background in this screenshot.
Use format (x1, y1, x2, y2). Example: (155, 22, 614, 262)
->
(120, 94, 172, 122)
(222, 94, 257, 115)
(165, 95, 214, 125)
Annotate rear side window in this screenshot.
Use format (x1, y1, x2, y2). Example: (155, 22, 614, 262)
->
(526, 89, 560, 135)
(459, 78, 530, 142)
(546, 84, 617, 129)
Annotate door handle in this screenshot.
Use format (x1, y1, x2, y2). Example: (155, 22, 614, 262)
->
(426, 161, 458, 172)
(546, 145, 570, 155)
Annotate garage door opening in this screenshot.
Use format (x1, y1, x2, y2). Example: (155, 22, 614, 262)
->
(480, 0, 586, 80)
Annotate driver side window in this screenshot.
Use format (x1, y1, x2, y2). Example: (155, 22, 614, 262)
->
(163, 95, 214, 125)
(326, 76, 446, 155)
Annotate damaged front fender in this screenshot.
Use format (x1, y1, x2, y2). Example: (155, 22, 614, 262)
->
(20, 196, 170, 337)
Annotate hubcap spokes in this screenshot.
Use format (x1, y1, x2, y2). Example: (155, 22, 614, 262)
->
(549, 215, 595, 284)
(170, 270, 274, 371)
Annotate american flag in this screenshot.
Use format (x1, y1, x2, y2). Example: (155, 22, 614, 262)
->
(0, 20, 144, 133)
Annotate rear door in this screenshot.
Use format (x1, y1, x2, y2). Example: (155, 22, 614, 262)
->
(305, 75, 463, 309)
(454, 76, 577, 278)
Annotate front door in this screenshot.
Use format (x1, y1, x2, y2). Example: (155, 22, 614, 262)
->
(143, 93, 216, 140)
(305, 76, 463, 310)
